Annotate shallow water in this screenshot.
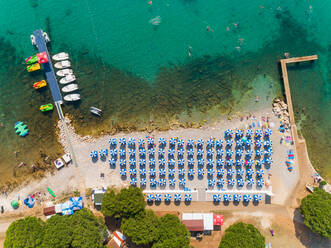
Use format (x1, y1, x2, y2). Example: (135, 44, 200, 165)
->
(0, 0, 330, 189)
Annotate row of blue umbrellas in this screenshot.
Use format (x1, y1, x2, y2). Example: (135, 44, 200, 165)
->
(214, 194, 262, 202)
(147, 193, 192, 202)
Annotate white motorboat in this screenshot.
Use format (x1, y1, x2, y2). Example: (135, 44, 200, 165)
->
(59, 74, 76, 84)
(54, 60, 71, 69)
(30, 35, 36, 45)
(64, 93, 80, 102)
(90, 107, 102, 116)
(43, 32, 50, 43)
(62, 84, 79, 93)
(52, 52, 69, 61)
(56, 69, 73, 77)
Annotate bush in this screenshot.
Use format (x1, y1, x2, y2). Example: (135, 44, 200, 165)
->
(300, 188, 331, 237)
(219, 222, 265, 248)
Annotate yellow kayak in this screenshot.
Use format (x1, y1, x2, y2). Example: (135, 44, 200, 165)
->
(27, 63, 40, 72)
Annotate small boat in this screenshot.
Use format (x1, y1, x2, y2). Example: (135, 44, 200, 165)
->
(62, 84, 78, 93)
(14, 121, 29, 137)
(52, 52, 69, 61)
(40, 103, 54, 112)
(64, 93, 80, 102)
(33, 80, 47, 89)
(90, 106, 102, 116)
(47, 186, 56, 198)
(43, 32, 50, 43)
(25, 55, 38, 65)
(30, 35, 36, 45)
(18, 162, 24, 168)
(59, 74, 76, 84)
(56, 69, 73, 77)
(54, 60, 71, 69)
(26, 63, 40, 72)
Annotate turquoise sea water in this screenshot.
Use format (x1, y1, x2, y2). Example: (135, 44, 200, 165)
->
(0, 0, 330, 188)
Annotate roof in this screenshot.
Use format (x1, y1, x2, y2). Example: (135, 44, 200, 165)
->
(182, 219, 204, 232)
(202, 213, 214, 230)
(93, 192, 105, 204)
(43, 206, 55, 216)
(213, 214, 224, 226)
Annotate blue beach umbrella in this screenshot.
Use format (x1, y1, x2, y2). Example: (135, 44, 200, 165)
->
(147, 137, 154, 146)
(169, 178, 176, 186)
(246, 168, 254, 177)
(226, 149, 234, 158)
(253, 194, 262, 202)
(225, 129, 233, 138)
(246, 129, 253, 137)
(120, 159, 126, 167)
(90, 150, 98, 158)
(179, 169, 185, 176)
(198, 168, 205, 176)
(100, 149, 108, 157)
(256, 149, 263, 157)
(129, 149, 135, 157)
(168, 159, 176, 167)
(257, 178, 265, 187)
(164, 194, 171, 201)
(150, 178, 157, 187)
(119, 138, 126, 145)
(159, 178, 166, 186)
(207, 138, 214, 148)
(188, 169, 195, 176)
(149, 158, 156, 166)
(169, 138, 176, 146)
(109, 138, 117, 146)
(187, 149, 194, 157)
(207, 149, 214, 157)
(178, 148, 185, 157)
(256, 169, 264, 177)
(129, 158, 136, 166)
(255, 130, 263, 139)
(149, 168, 156, 176)
(148, 148, 155, 156)
(226, 159, 234, 167)
(159, 158, 166, 166)
(246, 139, 253, 147)
(174, 193, 181, 201)
(264, 140, 273, 148)
(236, 129, 244, 139)
(216, 139, 223, 148)
(139, 149, 146, 157)
(197, 139, 204, 147)
(265, 157, 273, 165)
(128, 138, 135, 147)
(138, 138, 145, 147)
(120, 168, 126, 176)
(217, 169, 225, 177)
(237, 178, 245, 187)
(247, 178, 254, 186)
(198, 158, 205, 166)
(140, 178, 146, 186)
(159, 137, 166, 146)
(188, 158, 195, 166)
(147, 194, 154, 201)
(255, 140, 263, 148)
(236, 139, 244, 148)
(168, 149, 175, 157)
(208, 179, 216, 186)
(168, 169, 175, 177)
(226, 139, 234, 148)
(223, 194, 231, 201)
(233, 194, 241, 202)
(264, 128, 272, 137)
(139, 168, 146, 176)
(213, 194, 221, 202)
(177, 139, 184, 148)
(216, 149, 223, 157)
(187, 139, 194, 147)
(207, 168, 214, 176)
(227, 168, 234, 177)
(130, 177, 137, 186)
(264, 148, 273, 157)
(245, 150, 253, 159)
(236, 169, 244, 177)
(256, 159, 263, 168)
(155, 194, 162, 201)
(207, 159, 214, 167)
(179, 178, 186, 186)
(110, 149, 117, 157)
(119, 149, 126, 157)
(236, 159, 244, 167)
(108, 158, 116, 166)
(216, 159, 224, 168)
(129, 168, 137, 176)
(158, 149, 165, 157)
(185, 194, 192, 202)
(159, 168, 166, 176)
(236, 149, 243, 157)
(246, 159, 254, 167)
(178, 158, 185, 166)
(197, 149, 204, 157)
(243, 194, 252, 202)
(217, 178, 225, 186)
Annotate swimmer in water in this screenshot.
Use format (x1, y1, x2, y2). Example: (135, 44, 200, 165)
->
(226, 26, 230, 31)
(206, 25, 214, 32)
(235, 46, 241, 51)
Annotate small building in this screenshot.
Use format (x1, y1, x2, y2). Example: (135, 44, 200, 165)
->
(62, 153, 72, 164)
(107, 231, 127, 248)
(182, 213, 223, 237)
(43, 206, 55, 217)
(92, 189, 106, 210)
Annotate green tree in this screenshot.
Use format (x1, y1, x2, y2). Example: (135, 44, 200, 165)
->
(153, 214, 190, 248)
(102, 186, 146, 218)
(4, 216, 45, 248)
(70, 209, 108, 248)
(219, 222, 265, 248)
(121, 209, 160, 245)
(42, 215, 72, 248)
(300, 188, 331, 238)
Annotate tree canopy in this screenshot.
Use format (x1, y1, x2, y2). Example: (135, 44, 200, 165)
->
(4, 209, 107, 248)
(121, 209, 160, 245)
(101, 186, 146, 218)
(4, 216, 45, 248)
(300, 188, 331, 238)
(219, 222, 265, 248)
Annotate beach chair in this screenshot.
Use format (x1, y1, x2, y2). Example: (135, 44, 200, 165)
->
(288, 150, 294, 160)
(286, 161, 293, 171)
